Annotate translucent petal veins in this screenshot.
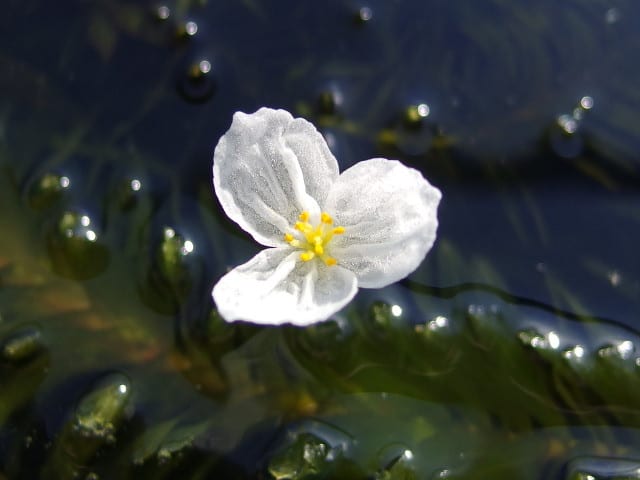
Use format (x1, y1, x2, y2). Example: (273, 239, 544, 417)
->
(211, 108, 441, 325)
(284, 211, 344, 266)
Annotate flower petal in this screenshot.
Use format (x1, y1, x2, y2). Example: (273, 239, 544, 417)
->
(212, 248, 358, 326)
(213, 108, 339, 247)
(324, 158, 441, 288)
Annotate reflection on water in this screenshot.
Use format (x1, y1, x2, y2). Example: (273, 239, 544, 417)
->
(1, 0, 640, 478)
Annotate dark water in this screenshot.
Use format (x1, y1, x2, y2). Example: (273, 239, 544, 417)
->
(2, 0, 640, 478)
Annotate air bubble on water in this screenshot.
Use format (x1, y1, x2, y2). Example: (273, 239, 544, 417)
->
(179, 58, 216, 103)
(608, 270, 621, 287)
(357, 6, 373, 23)
(517, 329, 546, 348)
(428, 316, 448, 331)
(597, 341, 634, 359)
(467, 304, 485, 316)
(417, 103, 430, 117)
(605, 8, 620, 24)
(181, 239, 195, 256)
(616, 340, 634, 359)
(563, 344, 586, 360)
(433, 468, 451, 478)
(580, 96, 594, 109)
(184, 21, 198, 36)
(547, 331, 560, 350)
(198, 60, 211, 74)
(557, 114, 577, 134)
(572, 108, 584, 121)
(155, 5, 170, 20)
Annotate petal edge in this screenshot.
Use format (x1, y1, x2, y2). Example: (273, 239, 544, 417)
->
(325, 158, 441, 288)
(212, 248, 358, 326)
(213, 108, 339, 246)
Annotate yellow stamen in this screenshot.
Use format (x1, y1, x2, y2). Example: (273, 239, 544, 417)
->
(286, 211, 345, 267)
(295, 221, 312, 233)
(300, 251, 315, 262)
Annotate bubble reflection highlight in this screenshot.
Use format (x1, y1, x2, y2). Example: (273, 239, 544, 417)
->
(184, 21, 198, 36)
(155, 5, 170, 20)
(356, 6, 373, 23)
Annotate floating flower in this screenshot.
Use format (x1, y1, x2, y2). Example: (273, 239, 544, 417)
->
(212, 108, 441, 326)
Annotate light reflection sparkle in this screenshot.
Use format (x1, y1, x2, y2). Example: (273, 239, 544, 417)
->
(156, 5, 170, 20)
(416, 103, 430, 117)
(199, 60, 211, 74)
(185, 21, 198, 36)
(181, 240, 194, 255)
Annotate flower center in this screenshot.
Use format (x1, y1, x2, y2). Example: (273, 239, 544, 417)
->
(284, 211, 345, 266)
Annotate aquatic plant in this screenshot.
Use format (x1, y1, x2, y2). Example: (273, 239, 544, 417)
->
(212, 108, 441, 325)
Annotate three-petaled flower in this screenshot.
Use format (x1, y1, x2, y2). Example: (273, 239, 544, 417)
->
(212, 107, 441, 326)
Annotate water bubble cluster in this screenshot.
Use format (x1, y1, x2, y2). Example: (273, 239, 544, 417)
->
(598, 340, 634, 360)
(550, 95, 594, 158)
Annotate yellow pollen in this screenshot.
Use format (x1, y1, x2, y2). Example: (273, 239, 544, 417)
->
(285, 211, 345, 266)
(300, 251, 315, 261)
(294, 221, 312, 233)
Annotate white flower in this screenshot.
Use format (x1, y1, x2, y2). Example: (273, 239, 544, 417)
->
(212, 107, 441, 326)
